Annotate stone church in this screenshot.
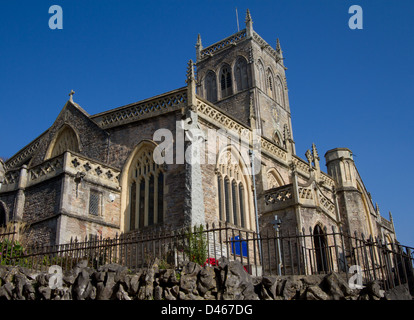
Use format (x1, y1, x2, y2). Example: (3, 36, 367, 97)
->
(0, 10, 396, 249)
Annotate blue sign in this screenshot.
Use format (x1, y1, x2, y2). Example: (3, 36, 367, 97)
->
(231, 235, 248, 257)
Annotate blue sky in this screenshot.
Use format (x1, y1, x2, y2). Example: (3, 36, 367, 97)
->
(0, 1, 413, 246)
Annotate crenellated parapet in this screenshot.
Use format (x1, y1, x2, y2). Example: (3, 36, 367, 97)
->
(198, 30, 248, 61)
(0, 151, 121, 194)
(264, 174, 337, 221)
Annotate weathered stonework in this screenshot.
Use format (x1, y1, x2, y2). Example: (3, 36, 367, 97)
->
(1, 259, 411, 300)
(0, 10, 397, 257)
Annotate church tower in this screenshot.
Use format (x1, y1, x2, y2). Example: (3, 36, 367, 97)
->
(195, 9, 295, 154)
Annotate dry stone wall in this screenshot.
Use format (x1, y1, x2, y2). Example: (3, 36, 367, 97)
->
(0, 257, 411, 301)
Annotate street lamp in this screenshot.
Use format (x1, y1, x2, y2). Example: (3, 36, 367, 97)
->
(272, 215, 282, 275)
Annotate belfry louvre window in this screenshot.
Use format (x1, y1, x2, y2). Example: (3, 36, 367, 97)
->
(205, 70, 217, 103)
(220, 65, 232, 98)
(266, 69, 275, 100)
(275, 76, 285, 107)
(234, 57, 248, 92)
(128, 148, 164, 231)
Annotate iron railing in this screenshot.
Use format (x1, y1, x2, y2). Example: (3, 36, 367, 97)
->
(0, 223, 413, 292)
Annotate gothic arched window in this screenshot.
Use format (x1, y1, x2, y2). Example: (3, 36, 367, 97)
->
(273, 130, 282, 147)
(48, 125, 80, 159)
(257, 60, 265, 90)
(128, 147, 164, 231)
(232, 180, 238, 226)
(275, 76, 285, 107)
(234, 57, 248, 92)
(266, 69, 275, 99)
(216, 149, 251, 229)
(224, 177, 231, 222)
(217, 175, 223, 221)
(220, 65, 232, 98)
(266, 169, 284, 190)
(205, 70, 217, 103)
(238, 183, 245, 228)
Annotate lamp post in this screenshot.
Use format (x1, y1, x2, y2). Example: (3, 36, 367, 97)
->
(272, 215, 282, 275)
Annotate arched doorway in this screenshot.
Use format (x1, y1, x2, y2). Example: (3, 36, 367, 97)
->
(0, 204, 6, 228)
(313, 225, 330, 273)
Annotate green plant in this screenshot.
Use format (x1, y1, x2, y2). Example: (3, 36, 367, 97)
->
(158, 258, 173, 270)
(184, 225, 208, 266)
(0, 239, 26, 266)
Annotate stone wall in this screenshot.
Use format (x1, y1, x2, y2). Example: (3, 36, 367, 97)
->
(23, 177, 62, 224)
(0, 258, 411, 301)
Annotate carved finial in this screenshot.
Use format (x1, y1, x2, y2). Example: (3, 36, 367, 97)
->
(276, 38, 282, 53)
(196, 34, 202, 47)
(276, 38, 284, 64)
(196, 34, 203, 61)
(186, 60, 195, 84)
(246, 9, 252, 23)
(245, 9, 253, 37)
(69, 90, 75, 102)
(312, 143, 320, 161)
(312, 143, 320, 171)
(389, 211, 393, 222)
(305, 149, 313, 165)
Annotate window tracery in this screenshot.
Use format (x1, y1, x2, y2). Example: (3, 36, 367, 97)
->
(49, 125, 80, 158)
(216, 150, 250, 229)
(127, 147, 164, 231)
